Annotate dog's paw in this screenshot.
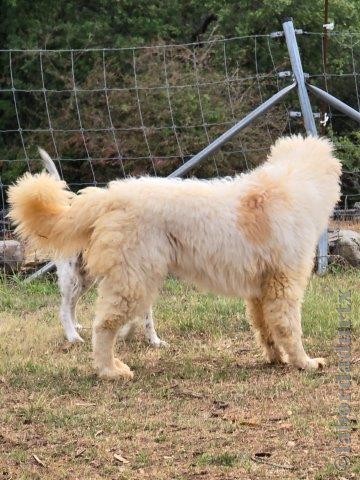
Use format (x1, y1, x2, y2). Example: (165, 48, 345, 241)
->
(305, 357, 326, 370)
(67, 332, 84, 343)
(149, 338, 169, 349)
(98, 359, 134, 381)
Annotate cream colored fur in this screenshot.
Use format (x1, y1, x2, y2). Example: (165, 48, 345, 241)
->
(37, 148, 167, 347)
(8, 135, 341, 379)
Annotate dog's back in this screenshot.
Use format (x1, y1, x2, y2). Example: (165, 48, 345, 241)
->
(8, 136, 341, 286)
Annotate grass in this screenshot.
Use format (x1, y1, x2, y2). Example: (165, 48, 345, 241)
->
(0, 271, 359, 479)
(195, 452, 239, 467)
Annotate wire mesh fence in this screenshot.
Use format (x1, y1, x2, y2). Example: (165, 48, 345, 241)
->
(0, 35, 292, 185)
(0, 29, 359, 272)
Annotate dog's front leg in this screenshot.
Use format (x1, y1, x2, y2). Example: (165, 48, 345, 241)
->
(245, 298, 284, 364)
(143, 308, 168, 348)
(262, 270, 325, 370)
(117, 308, 168, 347)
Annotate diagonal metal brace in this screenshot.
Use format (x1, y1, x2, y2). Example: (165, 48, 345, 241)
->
(169, 83, 296, 178)
(306, 83, 360, 123)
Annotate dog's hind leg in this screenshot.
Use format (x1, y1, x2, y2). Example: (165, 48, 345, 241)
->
(245, 298, 284, 364)
(57, 256, 92, 343)
(262, 270, 325, 370)
(92, 277, 158, 380)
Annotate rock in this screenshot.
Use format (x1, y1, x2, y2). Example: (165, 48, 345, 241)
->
(329, 230, 360, 267)
(0, 240, 25, 273)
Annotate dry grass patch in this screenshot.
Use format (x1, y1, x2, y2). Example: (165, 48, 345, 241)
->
(0, 272, 359, 479)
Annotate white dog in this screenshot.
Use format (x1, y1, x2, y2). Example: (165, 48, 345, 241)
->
(9, 136, 341, 380)
(39, 149, 167, 347)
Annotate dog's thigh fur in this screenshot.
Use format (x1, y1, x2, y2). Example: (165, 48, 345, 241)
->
(261, 268, 325, 370)
(245, 298, 284, 363)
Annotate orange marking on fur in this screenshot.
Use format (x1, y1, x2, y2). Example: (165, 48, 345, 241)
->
(237, 190, 270, 245)
(236, 172, 292, 245)
(102, 316, 122, 331)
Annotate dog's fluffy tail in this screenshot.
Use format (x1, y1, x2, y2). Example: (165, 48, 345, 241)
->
(38, 147, 61, 181)
(8, 172, 105, 258)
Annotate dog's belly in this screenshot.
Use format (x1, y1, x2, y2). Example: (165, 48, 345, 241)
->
(165, 224, 264, 299)
(169, 260, 261, 299)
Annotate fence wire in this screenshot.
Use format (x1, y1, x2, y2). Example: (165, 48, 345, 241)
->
(0, 35, 292, 188)
(0, 31, 359, 272)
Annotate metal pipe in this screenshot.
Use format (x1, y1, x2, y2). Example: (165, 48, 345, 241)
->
(168, 82, 297, 178)
(23, 261, 56, 283)
(282, 18, 317, 136)
(307, 83, 360, 123)
(320, 0, 330, 135)
(283, 18, 328, 275)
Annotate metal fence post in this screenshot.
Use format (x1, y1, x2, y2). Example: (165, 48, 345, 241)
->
(282, 17, 328, 275)
(169, 83, 296, 178)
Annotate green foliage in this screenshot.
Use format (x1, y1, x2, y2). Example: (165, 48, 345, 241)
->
(1, 1, 360, 201)
(332, 131, 360, 171)
(3, 1, 359, 49)
(328, 131, 360, 201)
